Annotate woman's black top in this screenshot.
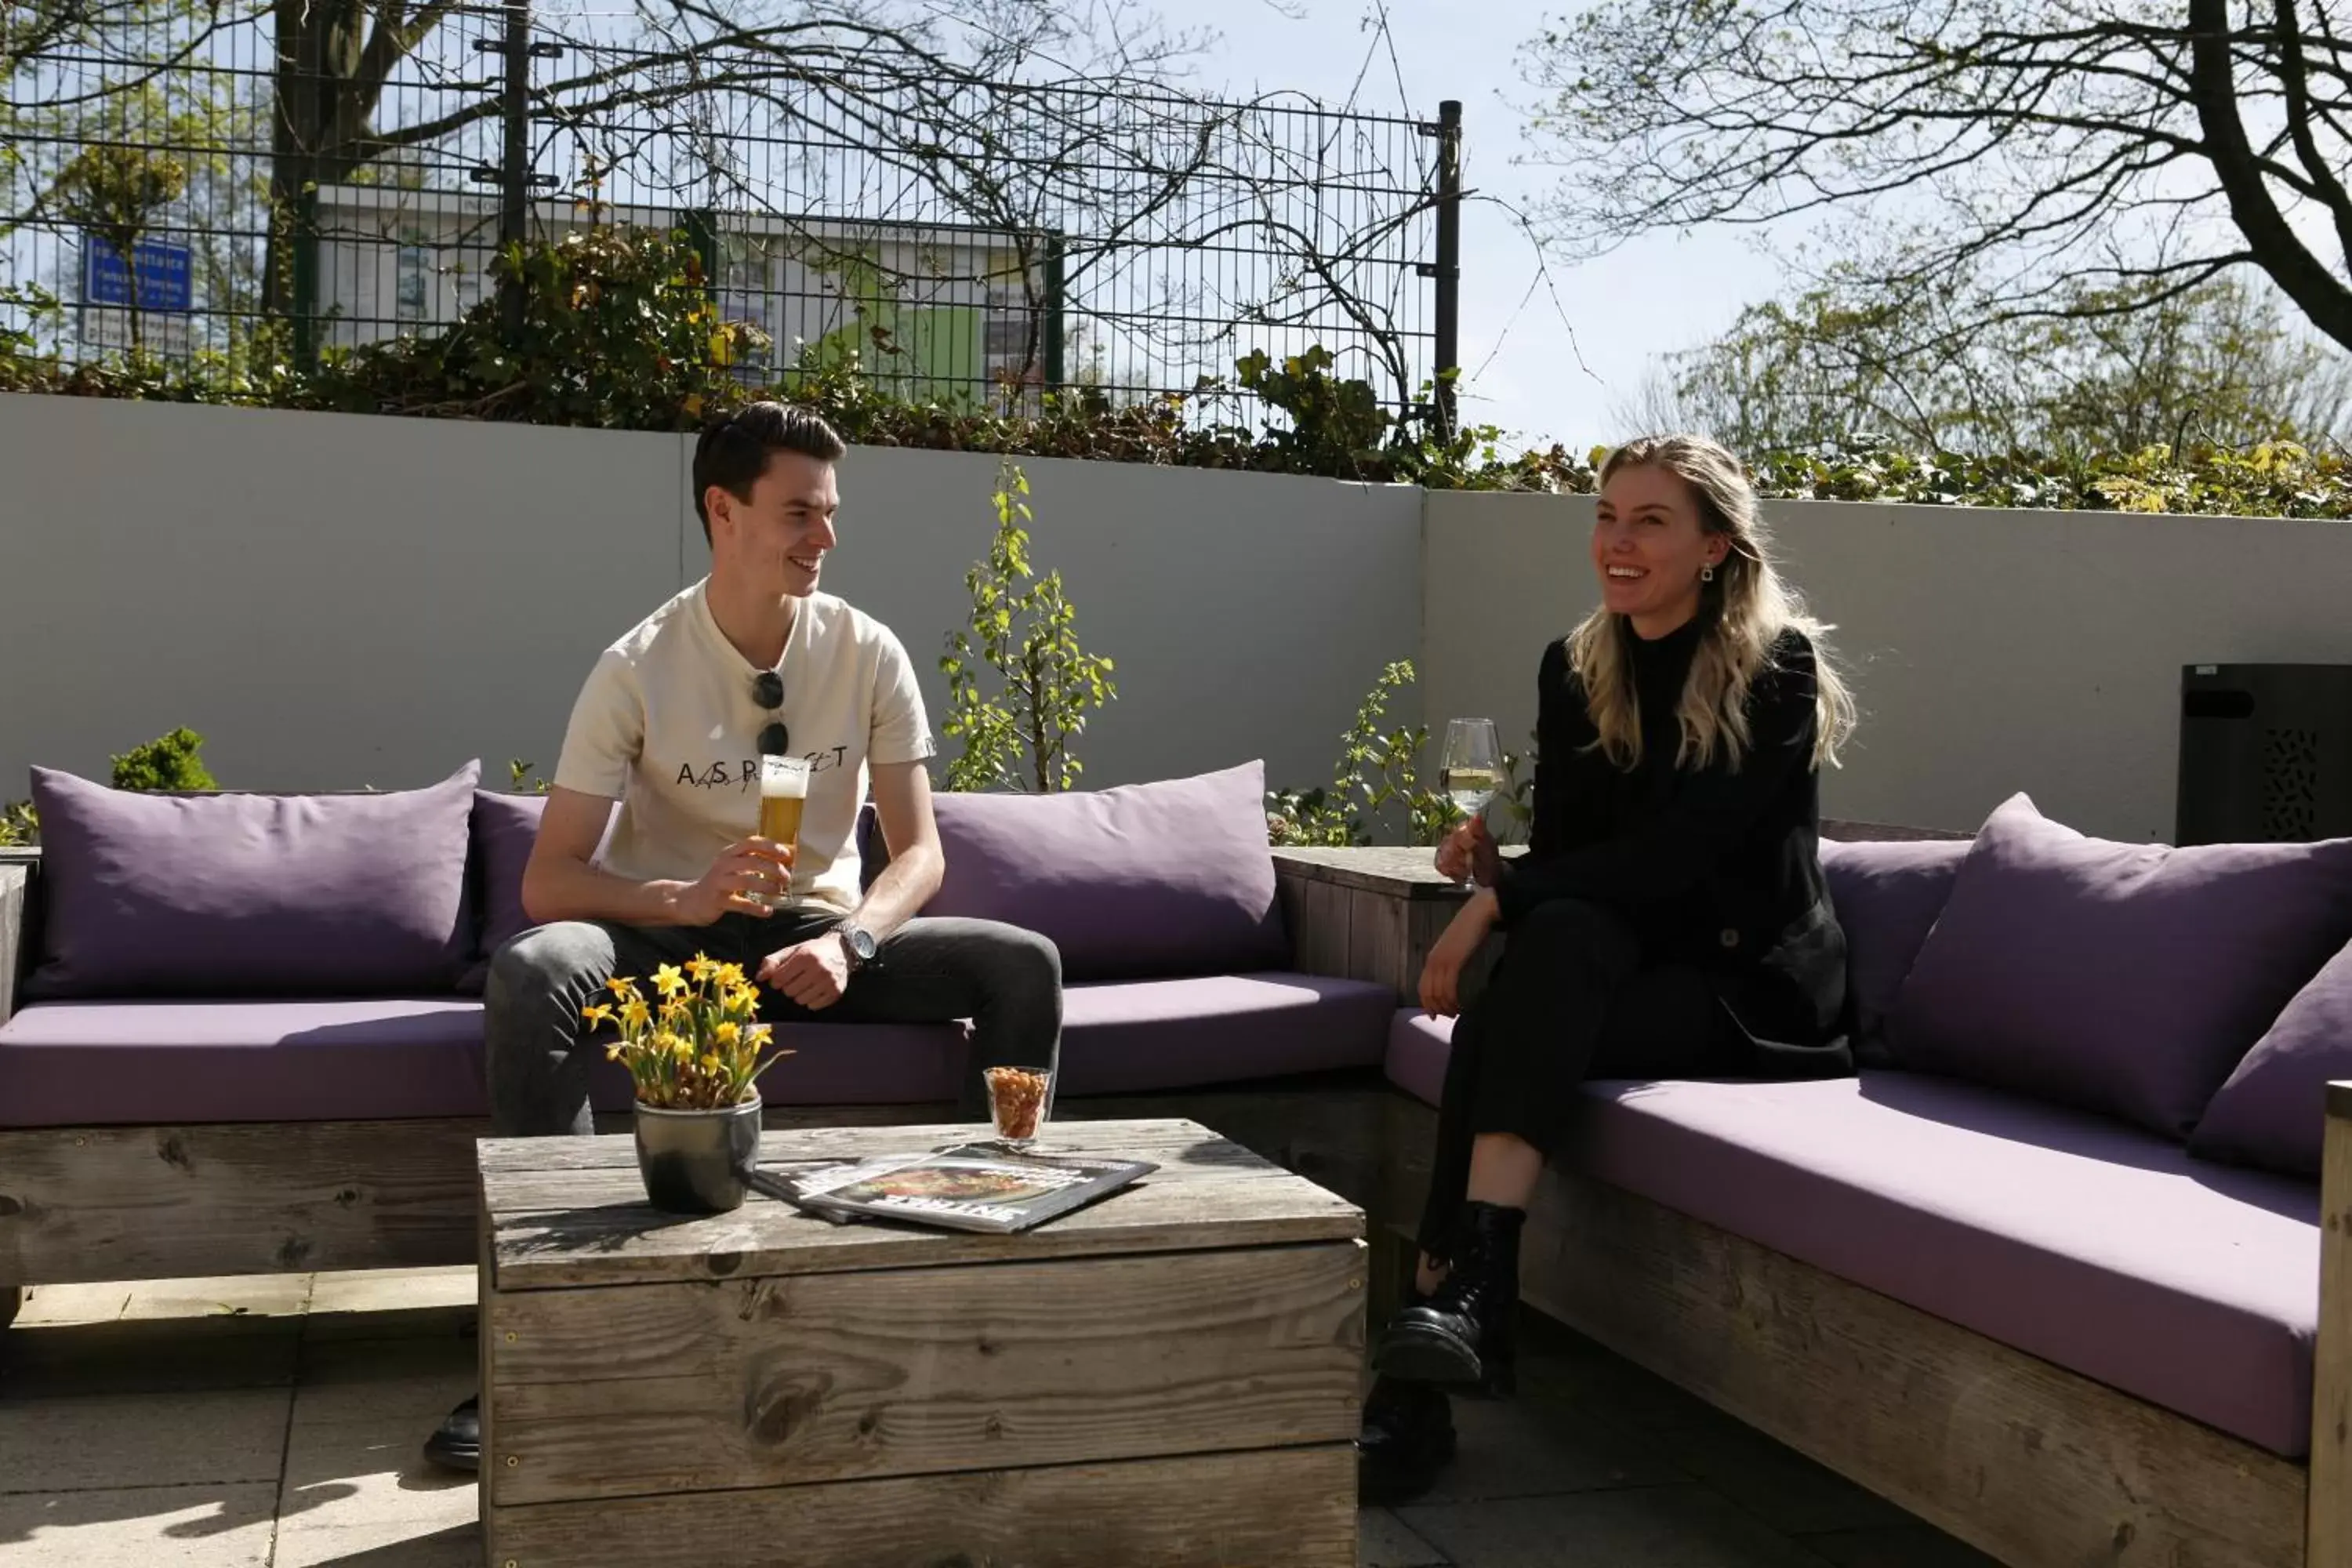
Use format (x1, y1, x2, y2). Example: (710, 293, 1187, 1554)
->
(1491, 617, 1853, 1077)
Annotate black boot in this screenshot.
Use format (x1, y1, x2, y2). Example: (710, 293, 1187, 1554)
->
(1373, 1201, 1524, 1397)
(1357, 1372, 1457, 1504)
(423, 1394, 481, 1472)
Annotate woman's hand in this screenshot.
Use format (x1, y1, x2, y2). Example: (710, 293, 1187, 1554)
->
(1433, 815, 1502, 887)
(1420, 890, 1499, 1017)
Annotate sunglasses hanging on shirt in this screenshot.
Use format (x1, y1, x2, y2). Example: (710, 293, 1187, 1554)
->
(752, 670, 789, 757)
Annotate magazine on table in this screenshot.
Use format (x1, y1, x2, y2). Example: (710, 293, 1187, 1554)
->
(746, 1145, 1158, 1234)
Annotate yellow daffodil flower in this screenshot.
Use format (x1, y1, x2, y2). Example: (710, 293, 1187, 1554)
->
(714, 1021, 741, 1048)
(623, 998, 652, 1031)
(653, 964, 687, 997)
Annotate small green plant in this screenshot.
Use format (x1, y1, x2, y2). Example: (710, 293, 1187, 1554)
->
(1235, 346, 1394, 477)
(0, 799, 37, 848)
(1268, 662, 1456, 848)
(938, 459, 1118, 793)
(1493, 730, 1540, 844)
(108, 726, 218, 792)
(1269, 671, 1540, 848)
(508, 758, 551, 795)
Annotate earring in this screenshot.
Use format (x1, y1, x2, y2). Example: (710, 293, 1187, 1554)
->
(1700, 563, 1716, 583)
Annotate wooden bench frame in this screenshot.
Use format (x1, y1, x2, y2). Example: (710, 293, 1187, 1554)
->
(4, 839, 2348, 1568)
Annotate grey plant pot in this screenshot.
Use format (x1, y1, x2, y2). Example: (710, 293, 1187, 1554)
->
(633, 1093, 763, 1214)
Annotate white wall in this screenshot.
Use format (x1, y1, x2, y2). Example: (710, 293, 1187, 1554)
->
(0, 396, 1422, 801)
(1, 395, 687, 794)
(1422, 490, 2352, 842)
(822, 447, 1424, 794)
(22, 391, 2349, 844)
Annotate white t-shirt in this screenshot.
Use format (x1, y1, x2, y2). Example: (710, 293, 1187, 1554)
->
(553, 580, 934, 915)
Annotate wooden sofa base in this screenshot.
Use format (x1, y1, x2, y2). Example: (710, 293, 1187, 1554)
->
(1378, 1097, 2310, 1568)
(4, 1080, 2322, 1568)
(0, 1079, 1399, 1293)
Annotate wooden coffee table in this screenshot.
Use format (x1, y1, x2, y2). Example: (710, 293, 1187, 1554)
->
(473, 1117, 1367, 1567)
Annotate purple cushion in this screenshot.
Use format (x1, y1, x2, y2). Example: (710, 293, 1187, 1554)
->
(26, 763, 481, 1000)
(1386, 1008, 1450, 1107)
(0, 999, 493, 1123)
(926, 762, 1290, 982)
(1885, 793, 2352, 1138)
(1056, 972, 1393, 1095)
(2191, 939, 2352, 1178)
(1565, 1072, 2319, 1457)
(459, 792, 549, 993)
(1817, 837, 1969, 1042)
(1385, 1018, 2318, 1456)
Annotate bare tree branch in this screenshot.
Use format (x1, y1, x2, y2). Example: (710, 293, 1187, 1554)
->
(1519, 0, 2352, 351)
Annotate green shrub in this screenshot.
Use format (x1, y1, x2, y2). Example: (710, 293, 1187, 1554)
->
(108, 726, 218, 792)
(17, 221, 2350, 515)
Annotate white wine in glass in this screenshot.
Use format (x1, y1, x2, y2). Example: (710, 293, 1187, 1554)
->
(1440, 717, 1504, 830)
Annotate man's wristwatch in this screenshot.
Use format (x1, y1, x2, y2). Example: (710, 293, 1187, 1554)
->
(837, 924, 879, 972)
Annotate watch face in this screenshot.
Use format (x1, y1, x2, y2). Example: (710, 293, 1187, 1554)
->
(846, 927, 877, 960)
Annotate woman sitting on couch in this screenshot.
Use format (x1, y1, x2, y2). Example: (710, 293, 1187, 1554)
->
(1359, 433, 1861, 1501)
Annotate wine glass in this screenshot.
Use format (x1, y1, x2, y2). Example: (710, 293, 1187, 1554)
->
(1439, 718, 1502, 885)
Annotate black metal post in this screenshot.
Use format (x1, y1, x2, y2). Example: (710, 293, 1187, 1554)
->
(1042, 232, 1067, 391)
(499, 0, 532, 344)
(290, 190, 319, 370)
(1432, 98, 1464, 441)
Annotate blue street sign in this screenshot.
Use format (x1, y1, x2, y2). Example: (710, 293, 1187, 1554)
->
(83, 237, 194, 313)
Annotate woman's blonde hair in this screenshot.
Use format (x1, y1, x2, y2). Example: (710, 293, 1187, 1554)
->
(1569, 434, 1857, 772)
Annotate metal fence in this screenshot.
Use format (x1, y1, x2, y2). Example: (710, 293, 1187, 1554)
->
(2, 2, 1461, 425)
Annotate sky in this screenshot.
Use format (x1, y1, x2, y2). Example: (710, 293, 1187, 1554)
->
(1173, 0, 1784, 450)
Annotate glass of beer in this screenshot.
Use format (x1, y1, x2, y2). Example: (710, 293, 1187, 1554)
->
(754, 754, 810, 909)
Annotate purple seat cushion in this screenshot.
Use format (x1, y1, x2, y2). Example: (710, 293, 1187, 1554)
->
(1, 972, 1389, 1126)
(1569, 1073, 2320, 1457)
(1817, 837, 1969, 1042)
(1386, 1008, 1450, 1107)
(459, 792, 549, 993)
(2191, 938, 2352, 1178)
(0, 999, 493, 1124)
(1056, 972, 1393, 1096)
(925, 762, 1290, 982)
(26, 762, 481, 1000)
(1385, 1020, 2317, 1457)
(1886, 793, 2352, 1138)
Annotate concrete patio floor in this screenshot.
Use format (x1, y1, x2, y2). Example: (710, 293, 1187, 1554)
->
(0, 1268, 1997, 1567)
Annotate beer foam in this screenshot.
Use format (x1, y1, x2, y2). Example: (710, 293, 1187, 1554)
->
(760, 757, 809, 799)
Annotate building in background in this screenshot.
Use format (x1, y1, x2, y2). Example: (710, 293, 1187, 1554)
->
(311, 186, 1062, 407)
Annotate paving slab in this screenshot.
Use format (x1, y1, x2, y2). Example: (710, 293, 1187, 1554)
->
(1399, 1486, 1835, 1568)
(1797, 1523, 2003, 1566)
(1359, 1506, 1454, 1567)
(0, 1314, 301, 1398)
(0, 1482, 278, 1566)
(0, 1387, 292, 1494)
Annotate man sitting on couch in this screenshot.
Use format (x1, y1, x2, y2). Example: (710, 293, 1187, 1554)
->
(424, 401, 1064, 1470)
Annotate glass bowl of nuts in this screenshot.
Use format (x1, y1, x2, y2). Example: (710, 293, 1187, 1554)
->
(982, 1065, 1055, 1150)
